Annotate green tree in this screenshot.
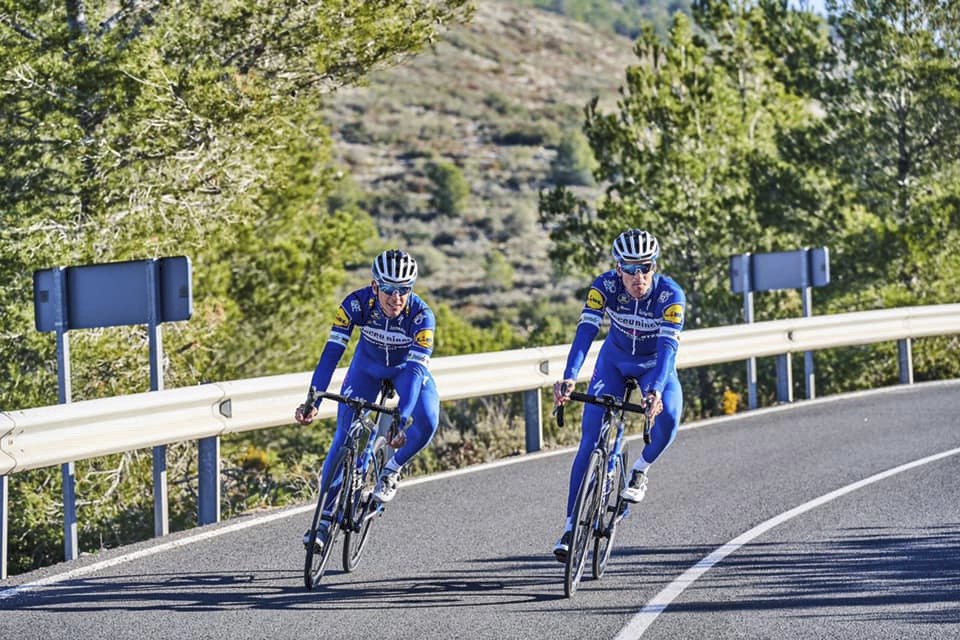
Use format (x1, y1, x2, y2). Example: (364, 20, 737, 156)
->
(550, 130, 598, 186)
(0, 0, 472, 574)
(426, 158, 470, 217)
(540, 7, 825, 416)
(807, 0, 960, 392)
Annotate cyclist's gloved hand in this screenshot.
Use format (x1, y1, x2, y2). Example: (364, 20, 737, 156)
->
(389, 415, 411, 448)
(295, 388, 321, 425)
(553, 379, 575, 406)
(644, 390, 663, 421)
(295, 403, 318, 425)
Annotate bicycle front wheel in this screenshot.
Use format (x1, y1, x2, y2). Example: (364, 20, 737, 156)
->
(593, 445, 627, 579)
(303, 449, 350, 590)
(564, 448, 604, 597)
(342, 439, 387, 572)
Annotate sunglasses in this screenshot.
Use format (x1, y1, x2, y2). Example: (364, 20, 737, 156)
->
(378, 283, 412, 296)
(619, 261, 655, 275)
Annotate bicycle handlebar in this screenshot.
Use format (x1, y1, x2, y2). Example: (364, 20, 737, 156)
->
(315, 391, 400, 419)
(554, 391, 648, 428)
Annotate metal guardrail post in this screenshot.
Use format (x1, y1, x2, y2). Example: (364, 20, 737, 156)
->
(898, 338, 914, 384)
(523, 389, 542, 453)
(776, 353, 793, 403)
(1, 474, 7, 580)
(198, 436, 221, 526)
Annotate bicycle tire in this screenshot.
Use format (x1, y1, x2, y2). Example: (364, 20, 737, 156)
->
(303, 448, 350, 590)
(342, 438, 387, 572)
(592, 444, 627, 579)
(564, 448, 604, 597)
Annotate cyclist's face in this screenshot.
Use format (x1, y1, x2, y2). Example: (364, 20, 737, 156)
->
(373, 282, 410, 318)
(618, 262, 656, 299)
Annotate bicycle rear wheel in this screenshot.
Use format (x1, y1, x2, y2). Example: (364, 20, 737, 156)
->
(342, 439, 387, 572)
(564, 449, 604, 597)
(592, 445, 627, 579)
(303, 450, 350, 590)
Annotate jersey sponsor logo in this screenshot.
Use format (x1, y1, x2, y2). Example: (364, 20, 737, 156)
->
(351, 299, 362, 314)
(333, 306, 351, 328)
(603, 278, 617, 293)
(618, 294, 630, 305)
(360, 326, 412, 348)
(578, 312, 602, 328)
(413, 312, 425, 325)
(407, 351, 431, 366)
(663, 303, 684, 324)
(415, 328, 434, 349)
(327, 331, 350, 347)
(586, 288, 605, 310)
(659, 327, 680, 340)
(607, 308, 659, 332)
(658, 291, 672, 304)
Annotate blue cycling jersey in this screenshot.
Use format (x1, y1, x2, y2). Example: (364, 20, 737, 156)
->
(563, 270, 686, 395)
(308, 286, 436, 422)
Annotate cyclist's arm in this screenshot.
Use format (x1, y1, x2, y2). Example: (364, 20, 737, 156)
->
(305, 298, 359, 409)
(647, 290, 685, 397)
(393, 308, 435, 422)
(562, 285, 605, 380)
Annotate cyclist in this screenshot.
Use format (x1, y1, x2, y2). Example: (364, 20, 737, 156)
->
(295, 249, 440, 551)
(551, 229, 686, 562)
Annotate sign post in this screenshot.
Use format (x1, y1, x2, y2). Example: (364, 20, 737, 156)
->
(33, 257, 192, 557)
(730, 248, 830, 408)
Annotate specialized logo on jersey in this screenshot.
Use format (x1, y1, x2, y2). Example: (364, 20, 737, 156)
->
(663, 303, 684, 324)
(586, 288, 605, 310)
(407, 350, 431, 366)
(415, 329, 434, 349)
(413, 312, 426, 325)
(351, 299, 362, 314)
(603, 278, 618, 293)
(658, 291, 672, 304)
(333, 306, 351, 328)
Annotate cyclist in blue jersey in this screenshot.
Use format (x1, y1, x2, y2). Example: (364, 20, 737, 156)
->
(551, 229, 686, 562)
(295, 249, 440, 551)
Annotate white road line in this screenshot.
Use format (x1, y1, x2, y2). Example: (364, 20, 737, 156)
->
(614, 446, 960, 639)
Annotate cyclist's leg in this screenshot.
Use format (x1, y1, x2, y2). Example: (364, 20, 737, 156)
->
(564, 360, 626, 519)
(632, 370, 683, 471)
(390, 374, 440, 468)
(319, 365, 382, 512)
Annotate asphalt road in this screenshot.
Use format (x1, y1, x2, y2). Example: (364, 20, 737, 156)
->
(2, 381, 959, 639)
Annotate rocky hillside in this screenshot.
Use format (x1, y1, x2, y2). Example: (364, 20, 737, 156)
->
(323, 1, 638, 326)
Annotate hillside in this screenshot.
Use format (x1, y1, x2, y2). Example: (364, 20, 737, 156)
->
(323, 2, 639, 326)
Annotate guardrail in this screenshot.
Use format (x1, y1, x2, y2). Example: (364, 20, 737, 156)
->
(2, 303, 959, 578)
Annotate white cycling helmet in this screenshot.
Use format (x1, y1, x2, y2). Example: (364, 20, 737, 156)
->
(611, 229, 660, 263)
(372, 249, 418, 287)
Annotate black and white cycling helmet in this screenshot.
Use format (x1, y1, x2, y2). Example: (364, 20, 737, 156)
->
(611, 229, 660, 263)
(372, 249, 418, 287)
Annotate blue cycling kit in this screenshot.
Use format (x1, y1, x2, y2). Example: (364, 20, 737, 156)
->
(307, 286, 440, 501)
(562, 269, 686, 517)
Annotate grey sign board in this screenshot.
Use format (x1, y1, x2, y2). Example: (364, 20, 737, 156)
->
(33, 256, 192, 332)
(730, 247, 830, 294)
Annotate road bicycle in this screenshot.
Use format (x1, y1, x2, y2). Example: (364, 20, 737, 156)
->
(555, 377, 650, 597)
(303, 382, 400, 590)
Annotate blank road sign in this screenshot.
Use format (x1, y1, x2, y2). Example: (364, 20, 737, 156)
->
(730, 248, 829, 293)
(33, 257, 192, 332)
